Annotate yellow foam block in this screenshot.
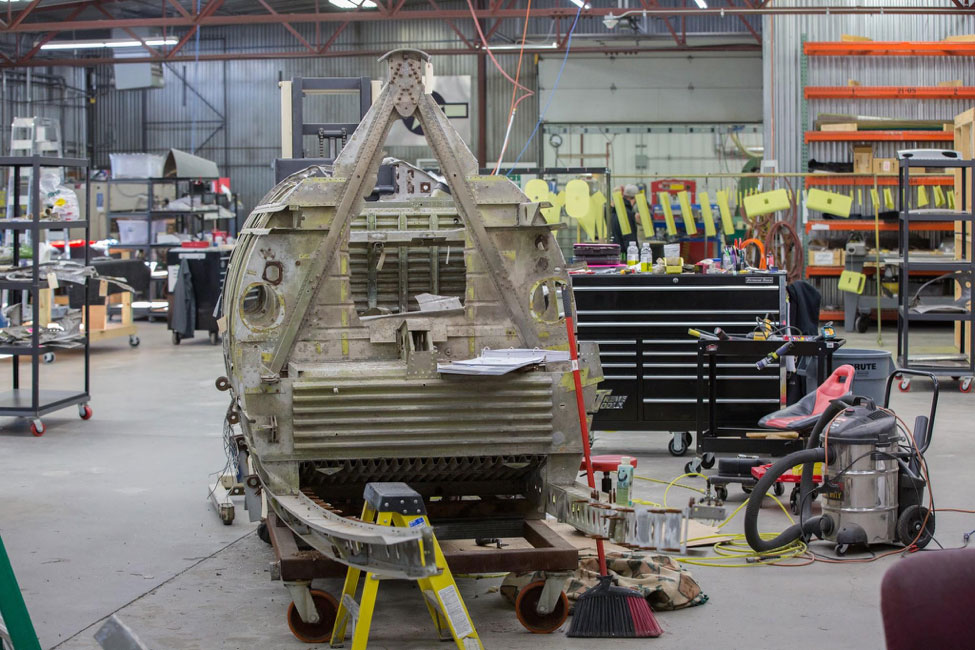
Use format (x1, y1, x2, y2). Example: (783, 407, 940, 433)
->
(933, 185, 946, 208)
(857, 189, 863, 205)
(883, 188, 895, 210)
(743, 189, 790, 218)
(676, 191, 697, 235)
(658, 192, 678, 236)
(612, 189, 632, 236)
(917, 186, 930, 208)
(587, 190, 606, 240)
(948, 188, 956, 209)
(565, 179, 591, 220)
(807, 188, 853, 218)
(716, 190, 735, 234)
(698, 191, 717, 237)
(838, 270, 866, 294)
(635, 191, 654, 235)
(524, 178, 549, 202)
(870, 188, 881, 210)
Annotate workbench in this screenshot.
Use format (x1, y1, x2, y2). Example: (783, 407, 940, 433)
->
(571, 272, 787, 455)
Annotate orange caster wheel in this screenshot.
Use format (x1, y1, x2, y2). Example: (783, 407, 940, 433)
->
(897, 378, 911, 392)
(30, 419, 45, 437)
(515, 580, 569, 634)
(287, 590, 339, 644)
(79, 404, 93, 420)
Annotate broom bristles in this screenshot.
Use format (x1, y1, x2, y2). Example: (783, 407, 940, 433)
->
(566, 575, 663, 638)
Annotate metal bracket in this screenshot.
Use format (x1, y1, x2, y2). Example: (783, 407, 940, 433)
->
(536, 572, 571, 615)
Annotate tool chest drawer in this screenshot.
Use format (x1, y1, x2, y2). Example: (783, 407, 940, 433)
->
(571, 273, 786, 432)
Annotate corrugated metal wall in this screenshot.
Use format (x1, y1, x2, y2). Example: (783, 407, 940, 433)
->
(93, 15, 541, 212)
(763, 0, 975, 173)
(86, 0, 760, 213)
(1, 67, 87, 159)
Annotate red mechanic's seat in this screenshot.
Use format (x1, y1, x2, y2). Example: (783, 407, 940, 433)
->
(759, 364, 856, 431)
(582, 455, 638, 473)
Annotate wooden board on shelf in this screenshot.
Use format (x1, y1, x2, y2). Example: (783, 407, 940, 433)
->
(805, 130, 953, 143)
(805, 175, 953, 187)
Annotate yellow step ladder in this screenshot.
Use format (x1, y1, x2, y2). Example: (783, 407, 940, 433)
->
(330, 482, 483, 649)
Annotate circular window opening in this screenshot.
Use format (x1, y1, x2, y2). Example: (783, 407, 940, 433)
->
(240, 282, 281, 330)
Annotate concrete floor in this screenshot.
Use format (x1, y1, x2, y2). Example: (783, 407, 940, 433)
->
(1, 322, 973, 650)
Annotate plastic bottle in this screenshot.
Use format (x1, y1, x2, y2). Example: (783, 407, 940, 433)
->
(626, 241, 639, 267)
(722, 244, 732, 272)
(640, 242, 652, 272)
(615, 456, 634, 506)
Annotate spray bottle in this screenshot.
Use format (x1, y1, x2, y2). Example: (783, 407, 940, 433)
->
(615, 456, 634, 506)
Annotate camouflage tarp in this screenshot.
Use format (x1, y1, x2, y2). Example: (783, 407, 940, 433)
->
(500, 551, 708, 612)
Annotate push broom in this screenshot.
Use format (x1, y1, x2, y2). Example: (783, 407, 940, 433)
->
(560, 289, 662, 639)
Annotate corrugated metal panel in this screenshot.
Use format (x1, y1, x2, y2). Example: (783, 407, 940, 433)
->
(0, 67, 87, 160)
(763, 0, 975, 174)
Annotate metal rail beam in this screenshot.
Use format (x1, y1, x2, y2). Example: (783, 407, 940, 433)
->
(3, 5, 974, 35)
(2, 42, 763, 68)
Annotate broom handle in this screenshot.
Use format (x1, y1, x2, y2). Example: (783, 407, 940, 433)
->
(561, 287, 608, 575)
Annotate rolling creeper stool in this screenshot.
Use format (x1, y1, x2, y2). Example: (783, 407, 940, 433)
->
(330, 482, 483, 649)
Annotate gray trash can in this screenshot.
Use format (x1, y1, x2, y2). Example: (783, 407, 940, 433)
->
(803, 348, 895, 406)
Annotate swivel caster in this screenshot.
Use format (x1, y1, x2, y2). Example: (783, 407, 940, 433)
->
(684, 458, 703, 475)
(515, 580, 569, 634)
(668, 431, 691, 456)
(835, 543, 849, 556)
(286, 590, 339, 644)
(789, 486, 800, 515)
(42, 352, 55, 364)
(961, 377, 973, 393)
(30, 419, 45, 437)
(854, 314, 869, 334)
(897, 377, 911, 392)
(129, 335, 140, 347)
(773, 482, 785, 497)
(713, 485, 729, 502)
(79, 404, 92, 420)
(172, 332, 181, 345)
(700, 453, 716, 470)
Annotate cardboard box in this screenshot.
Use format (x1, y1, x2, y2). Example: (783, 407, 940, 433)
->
(808, 249, 845, 267)
(939, 80, 963, 87)
(873, 158, 899, 175)
(822, 123, 858, 132)
(853, 145, 874, 174)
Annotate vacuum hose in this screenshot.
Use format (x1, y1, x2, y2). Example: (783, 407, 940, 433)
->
(744, 448, 828, 552)
(743, 400, 848, 553)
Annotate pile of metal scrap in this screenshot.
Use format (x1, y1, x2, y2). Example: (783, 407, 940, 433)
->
(0, 260, 136, 348)
(0, 260, 135, 293)
(0, 309, 84, 348)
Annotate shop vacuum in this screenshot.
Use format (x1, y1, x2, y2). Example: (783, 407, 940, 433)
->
(744, 370, 938, 556)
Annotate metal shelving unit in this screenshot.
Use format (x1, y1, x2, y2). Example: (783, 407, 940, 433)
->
(0, 155, 92, 436)
(106, 176, 234, 260)
(897, 153, 975, 390)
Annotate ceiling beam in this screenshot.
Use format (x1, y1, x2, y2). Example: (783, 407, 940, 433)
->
(4, 5, 974, 35)
(14, 1, 93, 65)
(1, 42, 762, 68)
(256, 0, 317, 53)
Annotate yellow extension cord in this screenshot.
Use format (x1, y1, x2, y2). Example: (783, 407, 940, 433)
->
(635, 472, 810, 567)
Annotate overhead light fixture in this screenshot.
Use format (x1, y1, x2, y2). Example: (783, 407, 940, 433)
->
(40, 38, 179, 51)
(487, 42, 558, 51)
(569, 0, 592, 8)
(328, 0, 378, 8)
(693, 0, 708, 7)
